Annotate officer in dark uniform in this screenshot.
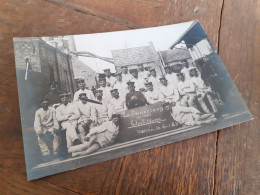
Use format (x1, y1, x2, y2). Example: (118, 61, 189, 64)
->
(125, 81, 148, 109)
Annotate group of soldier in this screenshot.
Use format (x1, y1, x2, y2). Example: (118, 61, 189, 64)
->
(34, 59, 220, 162)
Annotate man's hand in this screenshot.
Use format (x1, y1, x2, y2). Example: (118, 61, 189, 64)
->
(38, 133, 44, 139)
(84, 136, 90, 141)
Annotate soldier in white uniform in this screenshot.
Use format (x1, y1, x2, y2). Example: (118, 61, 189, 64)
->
(93, 89, 110, 125)
(74, 79, 95, 102)
(129, 69, 146, 91)
(56, 93, 82, 149)
(148, 68, 161, 90)
(180, 59, 191, 80)
(103, 68, 117, 88)
(74, 93, 98, 142)
(113, 72, 128, 97)
(34, 98, 60, 162)
(189, 67, 218, 114)
(68, 114, 121, 157)
(163, 102, 217, 126)
(144, 82, 164, 104)
(164, 66, 178, 86)
(176, 73, 197, 107)
(97, 77, 112, 101)
(121, 66, 133, 83)
(159, 76, 180, 103)
(137, 64, 149, 79)
(108, 88, 127, 117)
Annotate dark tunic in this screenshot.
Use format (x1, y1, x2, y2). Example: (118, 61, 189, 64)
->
(125, 91, 148, 109)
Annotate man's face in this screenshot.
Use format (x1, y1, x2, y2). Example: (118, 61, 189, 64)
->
(150, 70, 156, 77)
(95, 91, 103, 99)
(79, 82, 86, 90)
(112, 116, 120, 126)
(81, 99, 87, 104)
(138, 65, 144, 71)
(61, 97, 69, 105)
(104, 71, 111, 77)
(116, 75, 122, 81)
(111, 90, 119, 99)
(146, 84, 153, 91)
(183, 61, 189, 68)
(41, 101, 49, 110)
(177, 74, 185, 82)
(164, 104, 171, 111)
(122, 68, 128, 74)
(99, 80, 106, 87)
(131, 71, 138, 78)
(165, 68, 171, 74)
(190, 69, 198, 77)
(160, 79, 167, 86)
(128, 84, 135, 91)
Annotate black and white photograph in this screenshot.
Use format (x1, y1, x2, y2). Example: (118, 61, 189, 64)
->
(13, 21, 252, 180)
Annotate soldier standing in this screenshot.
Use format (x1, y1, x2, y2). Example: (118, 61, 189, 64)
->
(121, 66, 133, 83)
(74, 79, 95, 102)
(103, 68, 117, 88)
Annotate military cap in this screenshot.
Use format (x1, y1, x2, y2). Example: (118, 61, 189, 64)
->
(114, 72, 122, 77)
(111, 114, 121, 118)
(40, 97, 49, 103)
(59, 93, 71, 99)
(126, 81, 135, 86)
(176, 72, 184, 76)
(159, 76, 167, 80)
(145, 82, 153, 86)
(110, 88, 118, 93)
(103, 68, 111, 72)
(129, 69, 138, 73)
(188, 67, 197, 72)
(78, 93, 88, 100)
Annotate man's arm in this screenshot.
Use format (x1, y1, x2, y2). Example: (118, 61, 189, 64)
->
(52, 108, 59, 130)
(183, 81, 195, 93)
(69, 104, 80, 120)
(173, 87, 180, 102)
(34, 110, 42, 136)
(56, 106, 69, 122)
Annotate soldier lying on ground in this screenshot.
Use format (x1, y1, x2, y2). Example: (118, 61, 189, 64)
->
(163, 102, 217, 126)
(67, 114, 121, 157)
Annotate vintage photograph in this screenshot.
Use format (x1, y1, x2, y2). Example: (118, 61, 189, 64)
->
(13, 21, 252, 180)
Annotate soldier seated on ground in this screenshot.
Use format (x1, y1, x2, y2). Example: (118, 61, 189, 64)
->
(34, 98, 62, 162)
(189, 67, 219, 114)
(159, 76, 180, 103)
(163, 102, 217, 126)
(67, 114, 121, 157)
(176, 72, 197, 108)
(108, 88, 127, 117)
(56, 93, 82, 149)
(144, 82, 164, 104)
(74, 93, 97, 142)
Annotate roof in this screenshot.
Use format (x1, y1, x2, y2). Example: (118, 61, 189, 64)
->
(169, 21, 208, 49)
(159, 49, 191, 63)
(111, 45, 159, 67)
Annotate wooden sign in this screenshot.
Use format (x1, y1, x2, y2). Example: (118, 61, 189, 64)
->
(118, 102, 178, 142)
